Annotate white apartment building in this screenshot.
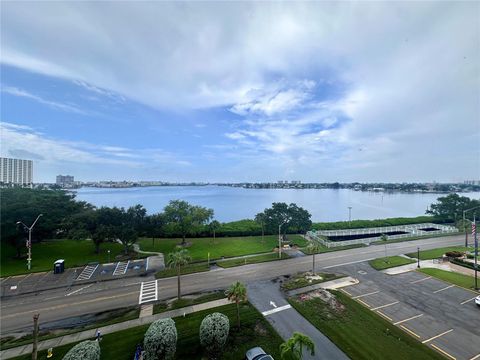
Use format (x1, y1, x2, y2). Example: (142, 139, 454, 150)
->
(0, 157, 33, 186)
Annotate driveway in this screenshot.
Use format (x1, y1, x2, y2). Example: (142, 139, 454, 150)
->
(247, 280, 348, 360)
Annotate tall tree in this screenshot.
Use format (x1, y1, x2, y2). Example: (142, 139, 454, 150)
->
(261, 203, 312, 238)
(280, 332, 315, 360)
(225, 281, 247, 328)
(146, 213, 166, 247)
(166, 249, 191, 299)
(163, 200, 214, 246)
(254, 212, 266, 243)
(306, 242, 321, 274)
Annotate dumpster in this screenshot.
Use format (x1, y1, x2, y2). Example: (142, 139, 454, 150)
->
(54, 259, 65, 274)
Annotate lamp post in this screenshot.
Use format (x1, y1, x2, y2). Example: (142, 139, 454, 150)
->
(108, 249, 111, 263)
(417, 247, 420, 268)
(278, 220, 287, 259)
(17, 214, 43, 271)
(348, 207, 352, 225)
(463, 206, 480, 247)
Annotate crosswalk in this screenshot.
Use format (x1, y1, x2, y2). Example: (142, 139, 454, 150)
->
(76, 264, 99, 281)
(113, 261, 130, 276)
(139, 280, 158, 304)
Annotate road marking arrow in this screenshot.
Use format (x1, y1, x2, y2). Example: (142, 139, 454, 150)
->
(270, 301, 277, 308)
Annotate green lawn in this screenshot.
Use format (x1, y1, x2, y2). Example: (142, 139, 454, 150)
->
(138, 234, 307, 261)
(1, 307, 139, 350)
(369, 256, 416, 270)
(418, 268, 479, 292)
(217, 252, 289, 268)
(281, 272, 344, 291)
(12, 303, 283, 360)
(406, 246, 473, 260)
(153, 291, 226, 314)
(289, 291, 444, 360)
(1, 240, 131, 277)
(301, 243, 366, 254)
(155, 262, 210, 279)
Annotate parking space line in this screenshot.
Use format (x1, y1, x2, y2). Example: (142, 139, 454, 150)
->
(433, 285, 455, 293)
(371, 301, 398, 311)
(400, 325, 420, 339)
(393, 314, 423, 325)
(470, 354, 480, 360)
(431, 344, 456, 360)
(376, 310, 392, 321)
(352, 291, 379, 299)
(357, 299, 371, 308)
(422, 329, 453, 344)
(410, 276, 432, 284)
(460, 296, 478, 305)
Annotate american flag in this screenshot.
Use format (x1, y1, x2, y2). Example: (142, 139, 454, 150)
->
(473, 222, 477, 237)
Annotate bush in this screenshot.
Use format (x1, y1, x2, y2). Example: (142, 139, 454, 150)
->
(451, 258, 476, 270)
(62, 340, 100, 360)
(445, 251, 464, 258)
(199, 312, 229, 359)
(143, 318, 177, 360)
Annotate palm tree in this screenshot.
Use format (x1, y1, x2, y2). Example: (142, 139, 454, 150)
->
(166, 249, 191, 299)
(280, 332, 315, 360)
(306, 242, 321, 274)
(225, 281, 247, 329)
(209, 220, 221, 244)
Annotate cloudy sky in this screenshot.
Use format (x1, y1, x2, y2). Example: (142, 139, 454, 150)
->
(1, 1, 478, 183)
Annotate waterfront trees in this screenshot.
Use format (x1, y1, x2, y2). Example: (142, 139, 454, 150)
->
(427, 193, 480, 222)
(259, 202, 312, 238)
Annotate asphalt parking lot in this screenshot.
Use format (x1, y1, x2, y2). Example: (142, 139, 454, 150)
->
(338, 263, 480, 360)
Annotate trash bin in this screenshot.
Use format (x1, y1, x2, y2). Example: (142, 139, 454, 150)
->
(54, 259, 65, 274)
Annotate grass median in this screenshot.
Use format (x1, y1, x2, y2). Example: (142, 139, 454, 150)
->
(289, 290, 444, 360)
(138, 234, 307, 261)
(418, 268, 479, 292)
(406, 246, 473, 260)
(281, 272, 344, 291)
(153, 291, 226, 314)
(11, 303, 283, 360)
(217, 252, 289, 268)
(369, 256, 416, 270)
(155, 262, 210, 279)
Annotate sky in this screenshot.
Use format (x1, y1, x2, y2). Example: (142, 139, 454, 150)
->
(1, 1, 479, 183)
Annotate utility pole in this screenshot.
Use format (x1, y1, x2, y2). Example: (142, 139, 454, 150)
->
(464, 210, 468, 247)
(417, 247, 420, 268)
(17, 214, 43, 271)
(32, 314, 39, 360)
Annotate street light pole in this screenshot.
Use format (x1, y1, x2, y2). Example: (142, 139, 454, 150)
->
(17, 214, 43, 271)
(348, 207, 352, 225)
(417, 247, 420, 268)
(474, 213, 478, 290)
(278, 220, 287, 259)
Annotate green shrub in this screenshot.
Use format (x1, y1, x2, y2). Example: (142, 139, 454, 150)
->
(62, 340, 100, 360)
(199, 312, 229, 359)
(143, 318, 177, 360)
(445, 251, 463, 258)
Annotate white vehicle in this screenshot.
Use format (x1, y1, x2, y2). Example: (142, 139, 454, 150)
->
(245, 347, 274, 360)
(475, 295, 480, 307)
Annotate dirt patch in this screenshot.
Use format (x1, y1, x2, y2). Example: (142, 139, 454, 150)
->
(254, 321, 268, 336)
(298, 289, 345, 313)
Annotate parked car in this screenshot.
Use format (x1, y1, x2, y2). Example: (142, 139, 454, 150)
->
(245, 347, 274, 360)
(475, 295, 480, 307)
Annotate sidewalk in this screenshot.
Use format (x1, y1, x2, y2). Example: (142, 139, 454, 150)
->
(1, 298, 230, 359)
(382, 259, 478, 276)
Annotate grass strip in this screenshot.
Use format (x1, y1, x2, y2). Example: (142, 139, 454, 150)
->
(418, 268, 479, 292)
(301, 243, 365, 255)
(281, 272, 344, 291)
(155, 262, 210, 279)
(406, 246, 473, 260)
(368, 256, 416, 270)
(153, 291, 226, 314)
(11, 303, 283, 360)
(289, 290, 444, 360)
(216, 252, 289, 268)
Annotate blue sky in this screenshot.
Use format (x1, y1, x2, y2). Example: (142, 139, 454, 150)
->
(1, 2, 479, 183)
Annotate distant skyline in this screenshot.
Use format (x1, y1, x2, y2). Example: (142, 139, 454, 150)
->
(1, 2, 479, 183)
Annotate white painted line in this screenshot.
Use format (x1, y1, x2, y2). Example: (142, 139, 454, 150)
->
(262, 304, 292, 316)
(112, 262, 121, 275)
(124, 260, 130, 274)
(352, 291, 379, 299)
(66, 284, 93, 297)
(433, 285, 455, 293)
(139, 280, 158, 304)
(146, 257, 149, 271)
(460, 296, 477, 305)
(393, 314, 423, 325)
(410, 276, 432, 284)
(422, 329, 453, 344)
(370, 301, 399, 311)
(470, 353, 480, 360)
(322, 258, 375, 269)
(431, 344, 456, 360)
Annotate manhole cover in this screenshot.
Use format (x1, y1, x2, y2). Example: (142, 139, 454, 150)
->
(358, 270, 367, 275)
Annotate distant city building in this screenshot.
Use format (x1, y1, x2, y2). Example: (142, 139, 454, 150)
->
(0, 157, 33, 186)
(464, 180, 480, 186)
(56, 175, 75, 187)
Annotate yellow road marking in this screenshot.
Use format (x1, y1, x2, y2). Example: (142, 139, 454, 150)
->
(352, 291, 379, 299)
(400, 325, 421, 338)
(410, 276, 432, 284)
(433, 285, 455, 293)
(357, 299, 371, 308)
(371, 301, 399, 311)
(341, 288, 351, 296)
(431, 344, 456, 360)
(422, 329, 453, 344)
(394, 314, 423, 325)
(460, 296, 477, 305)
(376, 310, 393, 321)
(1, 291, 138, 319)
(470, 354, 480, 360)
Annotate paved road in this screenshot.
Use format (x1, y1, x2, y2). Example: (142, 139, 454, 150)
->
(247, 280, 348, 360)
(0, 235, 465, 334)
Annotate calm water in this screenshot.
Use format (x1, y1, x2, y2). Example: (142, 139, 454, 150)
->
(73, 186, 480, 223)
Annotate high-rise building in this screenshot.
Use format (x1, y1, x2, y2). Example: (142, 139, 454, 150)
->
(56, 175, 74, 187)
(0, 157, 33, 186)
